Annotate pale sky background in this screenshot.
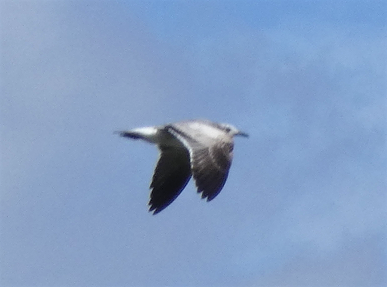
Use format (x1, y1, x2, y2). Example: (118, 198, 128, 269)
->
(1, 1, 386, 286)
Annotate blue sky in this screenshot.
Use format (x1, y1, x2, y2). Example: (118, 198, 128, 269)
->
(1, 1, 386, 286)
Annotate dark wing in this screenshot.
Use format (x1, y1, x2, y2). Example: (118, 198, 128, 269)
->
(166, 123, 234, 201)
(191, 140, 234, 201)
(149, 146, 192, 214)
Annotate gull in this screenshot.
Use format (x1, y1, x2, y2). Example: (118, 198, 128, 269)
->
(117, 119, 248, 214)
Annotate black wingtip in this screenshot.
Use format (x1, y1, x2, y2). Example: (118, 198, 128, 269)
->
(148, 205, 164, 215)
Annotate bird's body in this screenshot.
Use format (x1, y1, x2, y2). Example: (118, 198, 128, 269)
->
(118, 119, 248, 214)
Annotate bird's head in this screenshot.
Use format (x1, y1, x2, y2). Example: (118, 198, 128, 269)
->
(219, 123, 249, 138)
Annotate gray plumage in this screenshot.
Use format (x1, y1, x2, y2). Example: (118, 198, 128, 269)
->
(117, 119, 248, 214)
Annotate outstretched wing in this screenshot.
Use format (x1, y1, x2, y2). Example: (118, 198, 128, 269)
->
(191, 140, 233, 201)
(167, 123, 234, 201)
(149, 146, 192, 214)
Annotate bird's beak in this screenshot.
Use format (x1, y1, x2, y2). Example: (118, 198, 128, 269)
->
(236, 131, 249, 137)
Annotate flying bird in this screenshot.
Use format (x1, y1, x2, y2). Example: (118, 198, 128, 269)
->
(117, 119, 248, 214)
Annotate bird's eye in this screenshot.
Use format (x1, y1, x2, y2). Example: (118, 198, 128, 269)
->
(225, 127, 231, 132)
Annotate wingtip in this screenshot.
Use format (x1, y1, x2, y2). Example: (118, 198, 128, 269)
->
(200, 192, 217, 202)
(148, 205, 163, 215)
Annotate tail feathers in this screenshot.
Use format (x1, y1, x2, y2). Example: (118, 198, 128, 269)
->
(116, 127, 159, 143)
(116, 131, 142, 139)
